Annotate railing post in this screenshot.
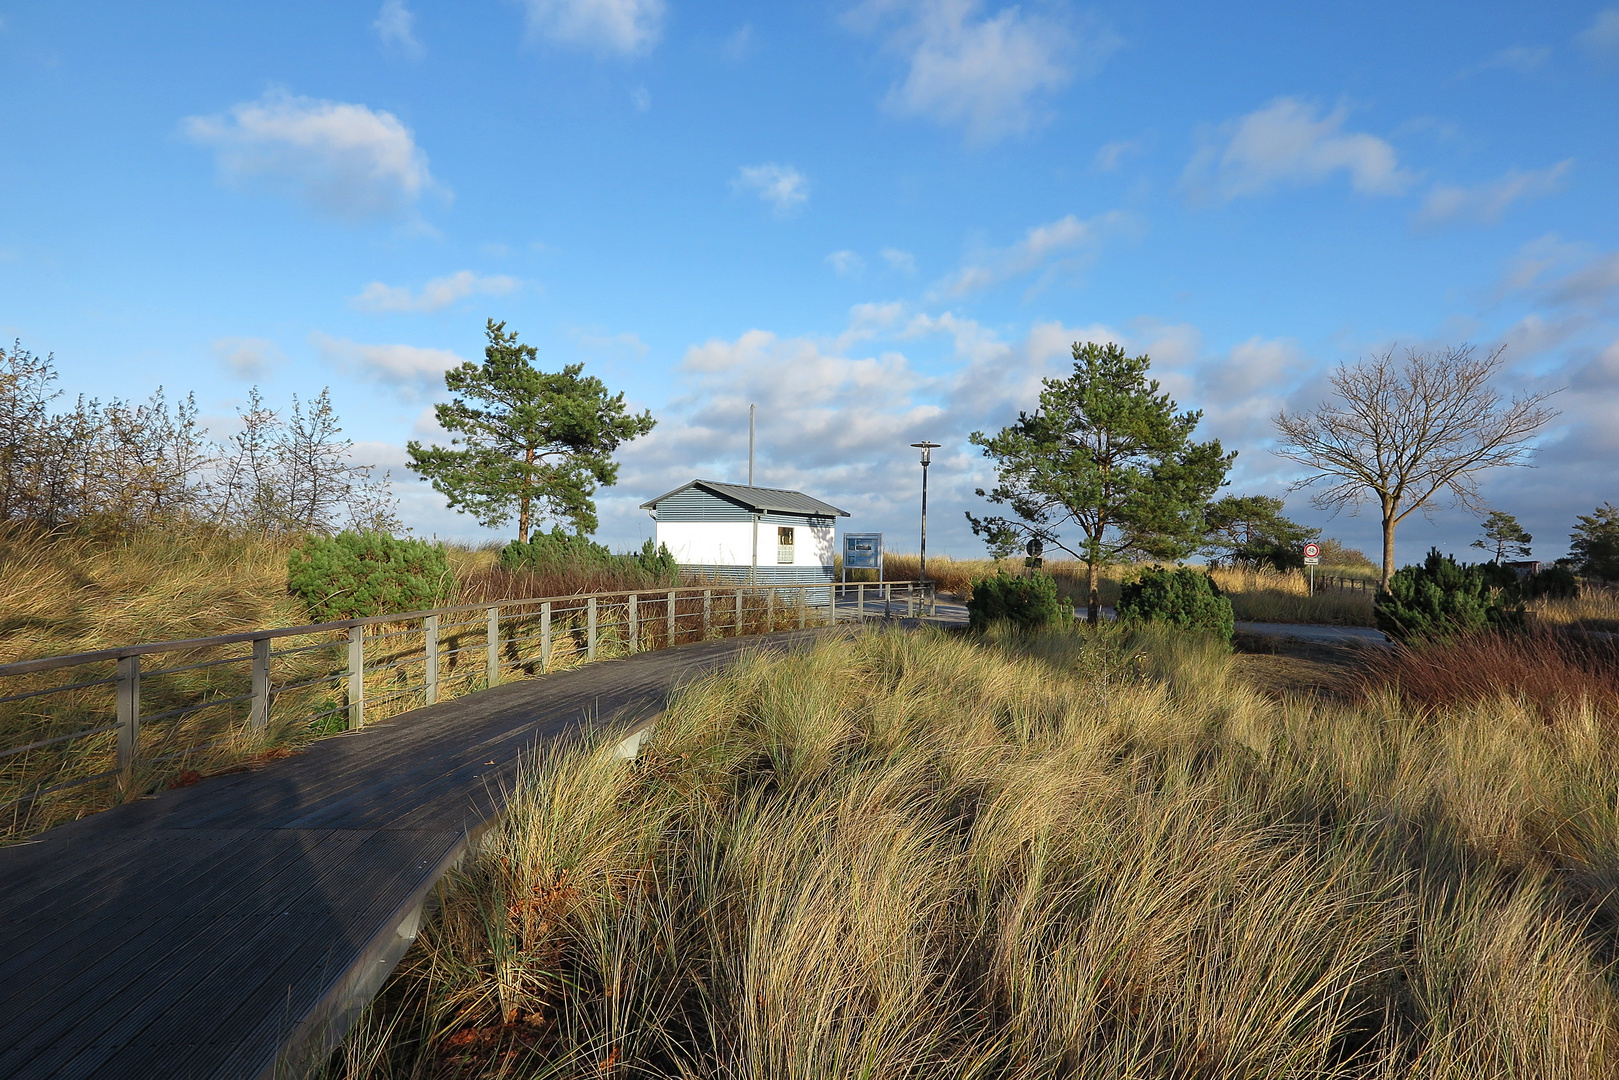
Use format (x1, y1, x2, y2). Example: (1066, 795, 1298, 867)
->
(667, 590, 677, 646)
(249, 637, 271, 731)
(628, 594, 638, 653)
(540, 601, 552, 672)
(767, 588, 775, 631)
(486, 606, 501, 689)
(587, 597, 598, 661)
(424, 615, 439, 705)
(858, 583, 865, 621)
(734, 588, 743, 636)
(347, 626, 365, 730)
(116, 654, 140, 791)
(906, 585, 915, 618)
(798, 586, 807, 628)
(703, 589, 712, 640)
(929, 583, 937, 616)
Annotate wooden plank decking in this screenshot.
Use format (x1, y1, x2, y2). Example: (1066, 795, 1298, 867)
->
(0, 629, 833, 1080)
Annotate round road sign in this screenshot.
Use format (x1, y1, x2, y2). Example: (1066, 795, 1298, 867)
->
(1303, 543, 1320, 559)
(1026, 538, 1044, 558)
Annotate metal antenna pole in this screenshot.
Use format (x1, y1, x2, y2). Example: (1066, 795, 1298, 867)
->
(910, 442, 940, 583)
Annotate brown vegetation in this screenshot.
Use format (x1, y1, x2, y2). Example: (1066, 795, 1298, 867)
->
(322, 624, 1619, 1079)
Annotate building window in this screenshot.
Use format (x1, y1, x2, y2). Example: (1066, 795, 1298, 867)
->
(777, 526, 795, 564)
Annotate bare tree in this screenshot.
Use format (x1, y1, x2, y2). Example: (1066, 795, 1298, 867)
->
(1272, 345, 1558, 587)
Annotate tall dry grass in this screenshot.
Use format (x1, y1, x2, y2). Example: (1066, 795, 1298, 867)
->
(1529, 586, 1619, 633)
(0, 530, 815, 841)
(326, 624, 1619, 1079)
(1210, 565, 1377, 626)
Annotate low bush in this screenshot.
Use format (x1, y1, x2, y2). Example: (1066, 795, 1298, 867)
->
(1118, 565, 1235, 640)
(1376, 548, 1523, 642)
(966, 569, 1071, 632)
(286, 531, 454, 622)
(499, 528, 680, 591)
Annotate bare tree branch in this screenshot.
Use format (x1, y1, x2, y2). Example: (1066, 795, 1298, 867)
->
(1272, 344, 1558, 586)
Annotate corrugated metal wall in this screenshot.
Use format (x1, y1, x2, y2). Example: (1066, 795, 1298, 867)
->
(649, 487, 834, 528)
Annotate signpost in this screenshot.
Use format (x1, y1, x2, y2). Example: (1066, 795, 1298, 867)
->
(843, 533, 883, 582)
(1303, 542, 1320, 596)
(1024, 537, 1043, 573)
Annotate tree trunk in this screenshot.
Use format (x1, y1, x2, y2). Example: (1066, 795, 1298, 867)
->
(1380, 508, 1397, 590)
(519, 495, 530, 544)
(1086, 556, 1101, 625)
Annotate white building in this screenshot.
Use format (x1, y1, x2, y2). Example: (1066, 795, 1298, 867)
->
(639, 479, 849, 589)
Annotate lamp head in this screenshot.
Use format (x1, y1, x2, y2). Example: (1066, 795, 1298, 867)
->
(910, 440, 941, 465)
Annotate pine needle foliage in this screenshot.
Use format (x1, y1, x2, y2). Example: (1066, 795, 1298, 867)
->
(1118, 564, 1235, 639)
(286, 531, 454, 621)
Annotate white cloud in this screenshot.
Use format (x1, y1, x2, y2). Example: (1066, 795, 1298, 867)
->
(1183, 98, 1412, 202)
(1476, 45, 1550, 73)
(517, 0, 665, 56)
(931, 210, 1127, 297)
(881, 247, 916, 273)
(182, 89, 441, 220)
(574, 329, 650, 355)
(733, 163, 809, 215)
(350, 270, 520, 313)
(1418, 160, 1572, 226)
(631, 85, 651, 111)
(848, 0, 1119, 144)
(310, 332, 466, 398)
(826, 250, 866, 277)
(374, 0, 424, 59)
(1093, 137, 1142, 171)
(1577, 8, 1619, 58)
(723, 24, 754, 61)
(212, 337, 285, 379)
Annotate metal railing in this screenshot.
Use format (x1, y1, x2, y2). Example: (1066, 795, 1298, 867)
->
(0, 580, 936, 834)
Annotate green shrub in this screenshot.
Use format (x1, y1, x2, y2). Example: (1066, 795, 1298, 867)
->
(1524, 564, 1580, 600)
(500, 528, 680, 587)
(287, 531, 454, 622)
(631, 538, 679, 584)
(967, 570, 1071, 632)
(1375, 547, 1524, 642)
(1117, 565, 1235, 640)
(500, 528, 617, 574)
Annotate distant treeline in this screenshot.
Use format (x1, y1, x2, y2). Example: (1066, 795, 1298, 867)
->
(0, 340, 397, 536)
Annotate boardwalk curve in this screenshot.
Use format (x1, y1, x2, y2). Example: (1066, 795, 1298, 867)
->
(0, 628, 836, 1080)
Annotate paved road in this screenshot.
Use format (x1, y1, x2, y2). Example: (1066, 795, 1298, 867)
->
(0, 628, 835, 1080)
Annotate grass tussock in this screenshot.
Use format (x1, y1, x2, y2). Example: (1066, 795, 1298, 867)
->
(1209, 565, 1376, 626)
(1530, 587, 1619, 633)
(328, 625, 1619, 1079)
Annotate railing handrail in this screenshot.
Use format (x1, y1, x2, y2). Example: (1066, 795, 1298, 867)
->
(0, 580, 933, 677)
(0, 580, 927, 680)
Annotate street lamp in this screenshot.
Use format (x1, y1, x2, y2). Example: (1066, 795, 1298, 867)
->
(910, 441, 941, 583)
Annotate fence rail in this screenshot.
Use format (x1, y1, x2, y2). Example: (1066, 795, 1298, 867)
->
(0, 580, 935, 837)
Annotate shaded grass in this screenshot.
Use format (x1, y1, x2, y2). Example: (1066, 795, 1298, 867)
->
(329, 624, 1619, 1079)
(0, 530, 815, 842)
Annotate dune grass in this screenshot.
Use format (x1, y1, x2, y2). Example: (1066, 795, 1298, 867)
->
(1209, 565, 1377, 626)
(324, 623, 1619, 1079)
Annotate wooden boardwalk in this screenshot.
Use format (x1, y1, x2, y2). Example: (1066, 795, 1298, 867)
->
(0, 629, 832, 1080)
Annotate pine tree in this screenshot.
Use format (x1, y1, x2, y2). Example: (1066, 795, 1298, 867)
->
(407, 320, 655, 541)
(968, 340, 1233, 624)
(1470, 509, 1532, 563)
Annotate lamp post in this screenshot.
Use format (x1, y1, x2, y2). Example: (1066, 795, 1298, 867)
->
(910, 441, 940, 583)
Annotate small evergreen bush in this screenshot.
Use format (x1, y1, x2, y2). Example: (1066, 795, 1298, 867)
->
(967, 570, 1071, 632)
(1524, 564, 1579, 601)
(287, 531, 454, 622)
(631, 538, 679, 584)
(1117, 566, 1234, 640)
(500, 527, 617, 574)
(1375, 547, 1524, 642)
(500, 528, 680, 587)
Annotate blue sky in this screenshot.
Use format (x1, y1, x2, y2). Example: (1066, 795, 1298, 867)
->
(2, 1, 1617, 563)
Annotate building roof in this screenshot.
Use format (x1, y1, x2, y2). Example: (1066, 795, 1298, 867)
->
(640, 479, 850, 517)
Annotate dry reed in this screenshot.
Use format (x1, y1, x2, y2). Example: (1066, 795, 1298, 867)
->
(326, 623, 1619, 1079)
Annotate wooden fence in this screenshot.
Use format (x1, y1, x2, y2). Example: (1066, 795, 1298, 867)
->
(0, 580, 936, 839)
